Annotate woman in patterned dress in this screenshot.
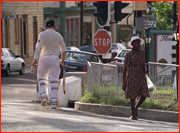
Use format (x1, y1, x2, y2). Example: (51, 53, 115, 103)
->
(122, 36, 150, 120)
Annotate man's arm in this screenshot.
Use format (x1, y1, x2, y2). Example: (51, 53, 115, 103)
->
(60, 51, 66, 68)
(59, 35, 66, 67)
(32, 33, 44, 66)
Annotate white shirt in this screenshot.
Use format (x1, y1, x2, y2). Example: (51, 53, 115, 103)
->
(34, 29, 66, 59)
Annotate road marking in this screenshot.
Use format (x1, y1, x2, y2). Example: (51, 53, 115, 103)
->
(26, 111, 83, 121)
(60, 107, 74, 111)
(26, 112, 38, 115)
(115, 124, 145, 130)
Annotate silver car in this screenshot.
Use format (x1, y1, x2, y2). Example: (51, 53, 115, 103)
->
(111, 43, 126, 58)
(1, 48, 26, 76)
(113, 49, 131, 62)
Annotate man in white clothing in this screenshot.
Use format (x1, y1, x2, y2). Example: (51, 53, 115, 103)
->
(32, 20, 66, 109)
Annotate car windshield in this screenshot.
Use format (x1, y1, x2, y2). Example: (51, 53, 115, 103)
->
(65, 52, 91, 63)
(118, 50, 130, 58)
(111, 44, 118, 50)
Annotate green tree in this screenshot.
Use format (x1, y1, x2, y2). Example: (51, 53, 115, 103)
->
(151, 1, 179, 30)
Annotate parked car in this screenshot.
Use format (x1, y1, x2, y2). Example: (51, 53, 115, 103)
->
(1, 48, 26, 76)
(59, 46, 80, 59)
(79, 45, 96, 53)
(113, 49, 131, 62)
(79, 45, 105, 62)
(66, 46, 80, 51)
(60, 50, 102, 78)
(111, 43, 126, 58)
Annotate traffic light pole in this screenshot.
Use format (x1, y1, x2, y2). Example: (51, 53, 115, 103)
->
(176, 39, 179, 99)
(104, 1, 111, 31)
(173, 1, 179, 99)
(80, 1, 84, 46)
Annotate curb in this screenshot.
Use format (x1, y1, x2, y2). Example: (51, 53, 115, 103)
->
(75, 102, 179, 123)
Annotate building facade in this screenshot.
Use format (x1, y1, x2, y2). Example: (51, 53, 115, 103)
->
(1, 1, 135, 58)
(43, 1, 134, 48)
(1, 1, 44, 58)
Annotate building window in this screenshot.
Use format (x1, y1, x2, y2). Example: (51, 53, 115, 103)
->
(66, 18, 80, 47)
(83, 22, 92, 45)
(14, 16, 19, 43)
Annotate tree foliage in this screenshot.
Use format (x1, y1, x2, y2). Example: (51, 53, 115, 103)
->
(151, 1, 179, 30)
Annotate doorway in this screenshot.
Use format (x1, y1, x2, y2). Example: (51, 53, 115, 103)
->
(33, 17, 37, 52)
(21, 16, 27, 57)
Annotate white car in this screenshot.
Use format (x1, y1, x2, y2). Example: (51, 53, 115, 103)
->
(1, 48, 26, 76)
(111, 43, 126, 58)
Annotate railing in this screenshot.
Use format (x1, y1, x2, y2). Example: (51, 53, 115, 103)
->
(148, 62, 179, 106)
(87, 61, 179, 110)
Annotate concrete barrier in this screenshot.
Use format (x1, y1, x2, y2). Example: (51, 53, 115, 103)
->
(37, 76, 82, 107)
(58, 76, 82, 106)
(75, 102, 179, 123)
(66, 72, 87, 96)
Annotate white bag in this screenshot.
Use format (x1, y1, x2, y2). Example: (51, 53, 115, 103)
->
(146, 75, 156, 92)
(31, 65, 37, 76)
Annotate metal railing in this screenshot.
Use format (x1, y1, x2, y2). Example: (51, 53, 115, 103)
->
(87, 61, 179, 110)
(148, 62, 179, 106)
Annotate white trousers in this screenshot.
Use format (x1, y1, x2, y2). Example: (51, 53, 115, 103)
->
(37, 55, 60, 102)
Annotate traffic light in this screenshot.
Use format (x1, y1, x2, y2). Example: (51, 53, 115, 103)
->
(114, 1, 130, 22)
(93, 1, 108, 27)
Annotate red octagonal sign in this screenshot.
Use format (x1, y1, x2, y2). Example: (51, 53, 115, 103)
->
(93, 29, 111, 54)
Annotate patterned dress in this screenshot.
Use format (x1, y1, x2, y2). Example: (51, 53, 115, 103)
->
(124, 50, 150, 99)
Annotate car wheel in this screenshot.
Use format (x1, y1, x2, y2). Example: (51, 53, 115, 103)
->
(19, 64, 25, 75)
(5, 65, 10, 76)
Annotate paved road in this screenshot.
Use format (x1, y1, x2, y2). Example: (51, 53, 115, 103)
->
(1, 71, 179, 132)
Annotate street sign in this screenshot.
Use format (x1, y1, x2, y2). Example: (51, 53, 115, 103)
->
(1, 10, 16, 18)
(93, 29, 111, 54)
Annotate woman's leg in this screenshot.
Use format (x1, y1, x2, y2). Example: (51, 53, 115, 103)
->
(135, 97, 146, 111)
(130, 99, 135, 116)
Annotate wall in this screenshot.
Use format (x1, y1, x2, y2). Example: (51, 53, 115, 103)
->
(44, 1, 59, 8)
(1, 1, 44, 57)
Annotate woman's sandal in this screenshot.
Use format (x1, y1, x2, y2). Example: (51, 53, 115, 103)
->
(130, 115, 138, 120)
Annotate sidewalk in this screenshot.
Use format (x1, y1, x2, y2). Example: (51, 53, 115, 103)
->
(23, 57, 34, 66)
(75, 102, 179, 123)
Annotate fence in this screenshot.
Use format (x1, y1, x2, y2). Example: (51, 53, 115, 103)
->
(148, 62, 179, 107)
(87, 61, 179, 110)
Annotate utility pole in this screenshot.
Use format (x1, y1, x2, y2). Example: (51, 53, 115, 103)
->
(173, 1, 179, 98)
(134, 11, 142, 37)
(173, 2, 177, 31)
(80, 1, 84, 46)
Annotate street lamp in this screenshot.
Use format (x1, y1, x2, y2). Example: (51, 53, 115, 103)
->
(144, 31, 152, 73)
(144, 31, 152, 44)
(173, 24, 179, 41)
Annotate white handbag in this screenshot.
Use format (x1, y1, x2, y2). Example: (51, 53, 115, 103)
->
(31, 65, 37, 76)
(146, 74, 156, 92)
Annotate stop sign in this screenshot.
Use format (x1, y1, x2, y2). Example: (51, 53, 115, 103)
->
(93, 29, 111, 54)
